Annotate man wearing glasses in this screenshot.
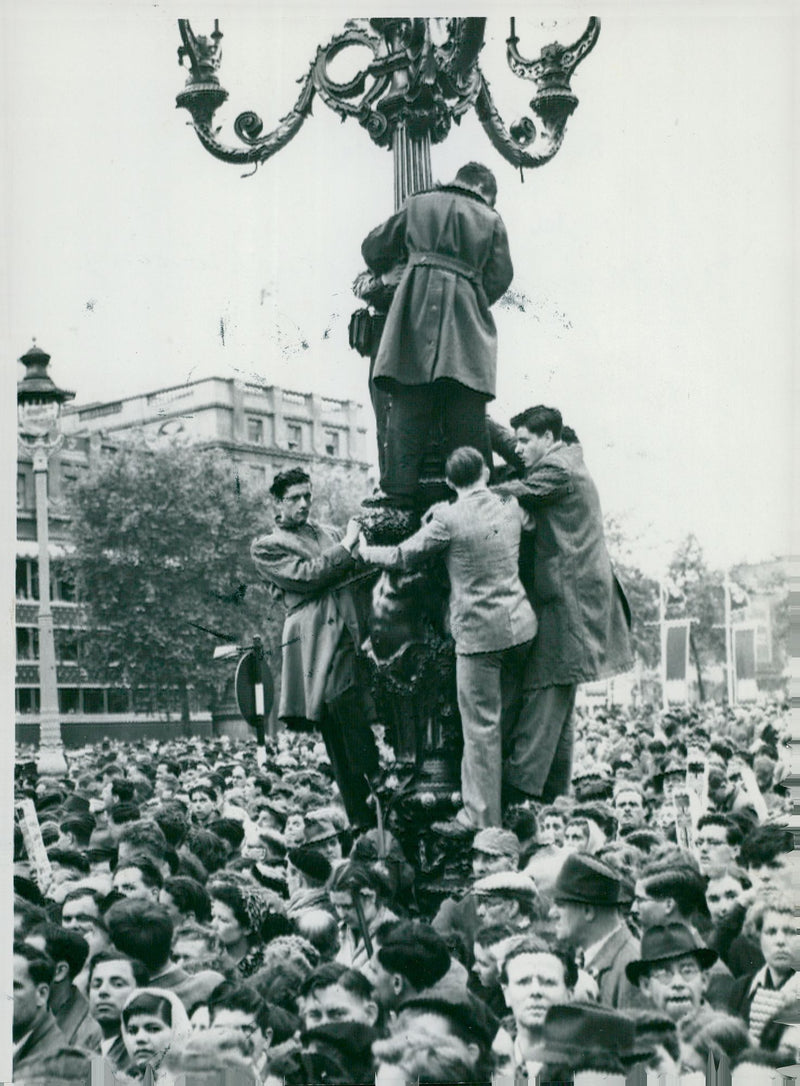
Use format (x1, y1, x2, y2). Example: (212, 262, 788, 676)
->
(251, 468, 379, 829)
(626, 922, 718, 1023)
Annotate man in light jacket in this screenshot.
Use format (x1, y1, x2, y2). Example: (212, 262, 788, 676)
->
(358, 446, 536, 829)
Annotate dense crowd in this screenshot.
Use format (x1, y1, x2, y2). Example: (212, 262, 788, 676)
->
(12, 697, 797, 1084)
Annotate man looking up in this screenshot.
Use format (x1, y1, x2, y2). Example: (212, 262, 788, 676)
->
(495, 405, 633, 802)
(359, 446, 536, 829)
(251, 468, 379, 829)
(361, 162, 513, 507)
(498, 934, 578, 1075)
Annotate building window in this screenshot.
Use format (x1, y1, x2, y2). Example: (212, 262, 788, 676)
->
(59, 688, 81, 714)
(56, 630, 79, 663)
(247, 417, 264, 444)
(17, 472, 28, 510)
(324, 429, 341, 457)
(53, 572, 77, 603)
(16, 627, 39, 661)
(16, 559, 39, 600)
(107, 689, 130, 713)
(287, 423, 303, 452)
(17, 688, 40, 714)
(82, 688, 106, 713)
(248, 464, 267, 488)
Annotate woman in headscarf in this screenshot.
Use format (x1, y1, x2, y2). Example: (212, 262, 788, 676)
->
(209, 881, 272, 979)
(120, 987, 191, 1083)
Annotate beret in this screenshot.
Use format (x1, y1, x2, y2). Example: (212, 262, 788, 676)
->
(288, 847, 332, 885)
(472, 828, 520, 860)
(472, 871, 538, 899)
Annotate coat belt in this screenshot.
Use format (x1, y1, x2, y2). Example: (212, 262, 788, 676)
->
(407, 251, 488, 307)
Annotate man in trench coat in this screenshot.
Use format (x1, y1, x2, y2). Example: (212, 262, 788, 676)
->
(361, 161, 514, 507)
(250, 468, 379, 828)
(495, 405, 633, 802)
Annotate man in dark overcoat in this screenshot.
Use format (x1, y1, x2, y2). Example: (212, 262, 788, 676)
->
(495, 405, 633, 802)
(251, 467, 379, 828)
(361, 162, 514, 506)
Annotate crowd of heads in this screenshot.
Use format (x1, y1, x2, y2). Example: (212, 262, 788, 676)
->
(11, 695, 797, 1083)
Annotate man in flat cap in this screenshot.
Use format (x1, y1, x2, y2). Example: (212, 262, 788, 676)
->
(494, 405, 633, 803)
(473, 872, 545, 935)
(433, 828, 521, 947)
(552, 853, 640, 1009)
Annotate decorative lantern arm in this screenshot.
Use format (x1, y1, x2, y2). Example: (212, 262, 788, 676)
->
(506, 16, 600, 83)
(474, 74, 565, 170)
(189, 71, 317, 166)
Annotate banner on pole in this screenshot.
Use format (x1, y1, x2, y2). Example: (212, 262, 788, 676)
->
(664, 619, 691, 704)
(733, 624, 758, 702)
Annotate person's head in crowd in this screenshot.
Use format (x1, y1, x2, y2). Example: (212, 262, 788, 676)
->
(296, 908, 340, 962)
(47, 847, 91, 898)
(208, 981, 273, 1074)
(563, 816, 592, 853)
(510, 405, 563, 471)
(26, 922, 90, 1002)
(392, 998, 494, 1081)
(208, 817, 246, 860)
(532, 1002, 647, 1081)
(473, 871, 544, 932)
(471, 827, 520, 879)
(744, 897, 798, 982)
(693, 814, 743, 877)
(159, 875, 212, 925)
(739, 823, 795, 895)
(60, 886, 112, 958)
(58, 811, 96, 851)
(116, 819, 170, 873)
(300, 963, 379, 1031)
(188, 784, 219, 826)
(304, 817, 345, 863)
(153, 804, 190, 849)
(706, 867, 751, 926)
(499, 934, 578, 1050)
(209, 882, 266, 967)
(88, 950, 149, 1039)
(626, 922, 717, 1023)
(87, 841, 117, 880)
(371, 920, 450, 1012)
(614, 781, 647, 833)
(13, 941, 55, 1042)
(105, 897, 175, 978)
(176, 847, 209, 885)
(631, 859, 710, 931)
(753, 753, 777, 793)
(537, 805, 567, 848)
(628, 1010, 682, 1077)
(121, 988, 192, 1076)
(14, 893, 48, 939)
(170, 921, 223, 969)
(112, 855, 164, 901)
(258, 934, 320, 983)
(103, 776, 135, 810)
(680, 1010, 750, 1073)
(552, 854, 628, 953)
(373, 1024, 478, 1084)
(328, 861, 389, 936)
(286, 847, 332, 898)
(249, 959, 307, 1017)
(185, 827, 229, 875)
(270, 467, 312, 528)
(472, 922, 516, 991)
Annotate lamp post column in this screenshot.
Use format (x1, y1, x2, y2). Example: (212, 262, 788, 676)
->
(32, 444, 67, 776)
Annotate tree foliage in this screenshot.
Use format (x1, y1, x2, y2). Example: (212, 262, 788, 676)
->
(667, 533, 725, 698)
(64, 437, 280, 720)
(603, 515, 660, 667)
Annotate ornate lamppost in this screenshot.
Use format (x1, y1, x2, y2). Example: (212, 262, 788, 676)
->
(174, 17, 600, 884)
(17, 343, 75, 777)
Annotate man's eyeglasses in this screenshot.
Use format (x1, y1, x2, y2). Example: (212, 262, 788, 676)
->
(648, 960, 701, 983)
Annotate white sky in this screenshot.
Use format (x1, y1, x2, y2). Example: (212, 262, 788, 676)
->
(2, 2, 795, 576)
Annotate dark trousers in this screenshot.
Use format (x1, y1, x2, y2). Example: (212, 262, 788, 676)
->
(503, 683, 577, 801)
(319, 687, 380, 829)
(380, 380, 489, 503)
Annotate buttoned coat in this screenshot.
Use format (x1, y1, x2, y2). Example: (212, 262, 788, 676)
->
(497, 442, 633, 688)
(251, 521, 370, 726)
(588, 924, 642, 1010)
(362, 489, 537, 655)
(13, 1009, 90, 1081)
(361, 185, 513, 399)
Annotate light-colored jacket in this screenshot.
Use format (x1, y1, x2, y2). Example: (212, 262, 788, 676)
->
(361, 488, 536, 655)
(251, 521, 369, 725)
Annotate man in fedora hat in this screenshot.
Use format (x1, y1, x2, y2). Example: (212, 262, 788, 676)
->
(552, 853, 640, 1009)
(528, 1002, 651, 1081)
(361, 162, 513, 507)
(626, 921, 718, 1024)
